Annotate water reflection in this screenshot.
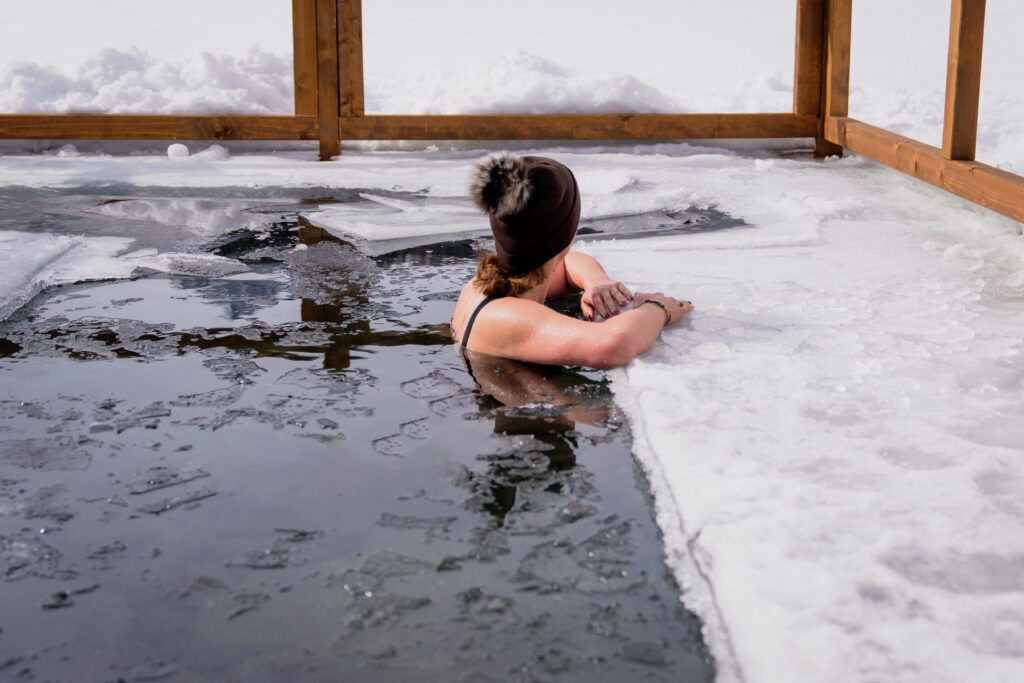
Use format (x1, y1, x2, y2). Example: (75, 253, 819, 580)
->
(175, 275, 287, 320)
(465, 351, 611, 429)
(460, 350, 616, 524)
(373, 239, 478, 268)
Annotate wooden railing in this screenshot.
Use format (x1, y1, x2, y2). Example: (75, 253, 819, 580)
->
(0, 0, 1020, 223)
(814, 0, 1023, 223)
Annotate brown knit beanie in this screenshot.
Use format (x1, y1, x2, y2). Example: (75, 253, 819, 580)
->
(469, 152, 580, 273)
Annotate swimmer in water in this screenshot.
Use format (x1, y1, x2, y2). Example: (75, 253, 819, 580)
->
(452, 152, 692, 369)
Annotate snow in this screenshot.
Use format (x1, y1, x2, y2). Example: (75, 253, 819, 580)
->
(596, 158, 1024, 683)
(0, 47, 294, 115)
(1, 2, 1023, 682)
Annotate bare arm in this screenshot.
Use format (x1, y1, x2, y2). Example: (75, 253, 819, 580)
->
(469, 292, 693, 369)
(545, 251, 632, 320)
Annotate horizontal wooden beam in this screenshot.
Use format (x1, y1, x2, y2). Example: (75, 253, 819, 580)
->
(340, 113, 817, 140)
(0, 113, 817, 143)
(826, 116, 1024, 223)
(0, 115, 319, 140)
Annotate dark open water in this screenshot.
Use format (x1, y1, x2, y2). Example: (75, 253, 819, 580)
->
(0, 188, 731, 682)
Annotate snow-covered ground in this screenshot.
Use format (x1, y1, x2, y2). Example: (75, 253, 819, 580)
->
(1, 2, 1023, 682)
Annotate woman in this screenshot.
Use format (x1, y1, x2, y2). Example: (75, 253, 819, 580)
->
(452, 152, 692, 369)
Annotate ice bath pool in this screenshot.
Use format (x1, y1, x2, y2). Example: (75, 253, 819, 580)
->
(0, 187, 740, 682)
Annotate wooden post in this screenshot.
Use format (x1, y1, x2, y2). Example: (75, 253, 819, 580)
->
(794, 0, 824, 118)
(816, 0, 851, 157)
(337, 0, 365, 116)
(942, 0, 986, 160)
(315, 0, 341, 159)
(292, 0, 319, 116)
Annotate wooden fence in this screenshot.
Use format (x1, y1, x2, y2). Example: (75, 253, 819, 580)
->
(813, 0, 1024, 224)
(0, 0, 1020, 223)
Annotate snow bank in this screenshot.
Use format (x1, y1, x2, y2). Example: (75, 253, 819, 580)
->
(0, 45, 689, 117)
(0, 47, 293, 115)
(368, 50, 682, 115)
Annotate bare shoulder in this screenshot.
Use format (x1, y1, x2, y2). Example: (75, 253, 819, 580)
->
(451, 281, 486, 345)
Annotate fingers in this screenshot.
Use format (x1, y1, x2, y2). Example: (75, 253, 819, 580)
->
(597, 289, 620, 319)
(613, 282, 632, 306)
(581, 300, 595, 321)
(589, 282, 630, 319)
(590, 286, 691, 322)
(669, 298, 694, 324)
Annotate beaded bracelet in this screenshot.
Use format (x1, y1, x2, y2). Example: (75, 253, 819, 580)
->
(641, 299, 672, 325)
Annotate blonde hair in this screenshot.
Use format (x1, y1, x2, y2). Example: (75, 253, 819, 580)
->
(474, 251, 547, 297)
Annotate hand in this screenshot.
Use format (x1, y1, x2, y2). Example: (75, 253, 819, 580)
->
(633, 292, 694, 326)
(582, 281, 633, 321)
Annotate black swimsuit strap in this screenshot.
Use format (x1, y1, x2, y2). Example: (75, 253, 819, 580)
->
(461, 295, 500, 351)
(459, 295, 500, 384)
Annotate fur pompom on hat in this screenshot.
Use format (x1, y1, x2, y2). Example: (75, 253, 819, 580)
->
(470, 152, 580, 273)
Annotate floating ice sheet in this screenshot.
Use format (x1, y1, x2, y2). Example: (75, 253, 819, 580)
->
(124, 250, 251, 278)
(0, 231, 136, 321)
(301, 193, 488, 256)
